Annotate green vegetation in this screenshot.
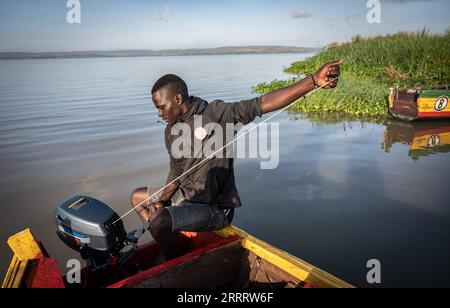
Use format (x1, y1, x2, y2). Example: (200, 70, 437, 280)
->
(286, 108, 386, 126)
(254, 29, 450, 117)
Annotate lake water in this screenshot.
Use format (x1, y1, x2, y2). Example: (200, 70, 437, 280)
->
(1, 54, 449, 288)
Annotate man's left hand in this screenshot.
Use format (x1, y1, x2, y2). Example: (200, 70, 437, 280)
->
(148, 200, 170, 217)
(312, 60, 343, 89)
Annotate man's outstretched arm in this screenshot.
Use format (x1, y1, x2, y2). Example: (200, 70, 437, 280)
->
(260, 60, 343, 114)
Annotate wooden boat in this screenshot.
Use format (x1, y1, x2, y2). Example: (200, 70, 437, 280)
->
(382, 120, 450, 161)
(2, 227, 353, 288)
(388, 86, 450, 121)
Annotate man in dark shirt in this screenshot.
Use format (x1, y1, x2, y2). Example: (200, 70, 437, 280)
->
(131, 60, 342, 259)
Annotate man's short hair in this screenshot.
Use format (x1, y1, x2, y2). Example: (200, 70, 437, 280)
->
(151, 74, 189, 100)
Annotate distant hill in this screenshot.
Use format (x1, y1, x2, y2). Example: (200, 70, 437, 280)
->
(0, 46, 317, 60)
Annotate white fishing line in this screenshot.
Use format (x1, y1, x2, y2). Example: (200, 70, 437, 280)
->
(114, 77, 338, 225)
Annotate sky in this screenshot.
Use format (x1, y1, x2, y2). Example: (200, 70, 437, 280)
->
(0, 0, 449, 52)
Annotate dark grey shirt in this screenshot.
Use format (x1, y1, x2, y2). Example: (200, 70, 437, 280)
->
(164, 96, 263, 208)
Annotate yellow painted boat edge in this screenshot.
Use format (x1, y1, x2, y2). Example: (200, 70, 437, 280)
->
(2, 255, 29, 288)
(7, 228, 42, 261)
(388, 88, 394, 109)
(417, 97, 450, 113)
(215, 226, 354, 288)
(2, 228, 42, 288)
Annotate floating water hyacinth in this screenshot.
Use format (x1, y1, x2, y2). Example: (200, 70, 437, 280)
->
(253, 29, 450, 118)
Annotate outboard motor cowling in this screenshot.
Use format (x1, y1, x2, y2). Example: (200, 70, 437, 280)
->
(55, 195, 149, 282)
(55, 196, 127, 255)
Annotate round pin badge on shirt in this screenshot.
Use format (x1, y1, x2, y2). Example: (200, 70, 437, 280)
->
(195, 127, 207, 140)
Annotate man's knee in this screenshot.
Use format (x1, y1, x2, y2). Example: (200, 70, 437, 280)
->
(130, 187, 147, 207)
(149, 208, 172, 239)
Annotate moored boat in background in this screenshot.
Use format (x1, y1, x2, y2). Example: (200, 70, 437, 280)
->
(388, 86, 450, 121)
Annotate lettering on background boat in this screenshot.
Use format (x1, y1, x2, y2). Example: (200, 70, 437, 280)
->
(434, 96, 448, 112)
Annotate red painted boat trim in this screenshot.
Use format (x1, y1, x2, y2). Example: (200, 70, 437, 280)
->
(108, 234, 241, 288)
(25, 253, 66, 288)
(418, 112, 450, 118)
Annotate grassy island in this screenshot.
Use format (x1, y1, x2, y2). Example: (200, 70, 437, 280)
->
(253, 30, 450, 118)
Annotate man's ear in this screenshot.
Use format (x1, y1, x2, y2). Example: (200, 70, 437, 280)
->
(175, 94, 184, 105)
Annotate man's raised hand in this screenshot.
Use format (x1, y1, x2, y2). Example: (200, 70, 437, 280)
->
(313, 60, 343, 89)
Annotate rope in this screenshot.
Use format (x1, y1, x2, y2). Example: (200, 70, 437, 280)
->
(114, 77, 338, 224)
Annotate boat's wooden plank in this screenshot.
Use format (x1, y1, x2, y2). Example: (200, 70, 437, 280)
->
(2, 255, 29, 288)
(3, 229, 42, 288)
(109, 234, 241, 288)
(236, 251, 303, 288)
(2, 255, 20, 288)
(247, 252, 302, 288)
(216, 226, 354, 288)
(127, 240, 242, 288)
(7, 229, 42, 261)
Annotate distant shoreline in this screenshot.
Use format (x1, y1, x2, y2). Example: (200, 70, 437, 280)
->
(0, 46, 317, 60)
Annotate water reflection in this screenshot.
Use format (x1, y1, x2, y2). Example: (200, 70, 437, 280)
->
(382, 121, 450, 161)
(287, 109, 450, 161)
(287, 172, 346, 201)
(287, 110, 384, 126)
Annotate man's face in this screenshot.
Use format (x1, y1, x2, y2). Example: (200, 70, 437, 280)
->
(152, 90, 183, 125)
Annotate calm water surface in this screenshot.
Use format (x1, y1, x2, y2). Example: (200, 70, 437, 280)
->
(0, 54, 449, 287)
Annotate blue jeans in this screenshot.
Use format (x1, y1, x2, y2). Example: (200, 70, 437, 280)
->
(166, 202, 234, 232)
(147, 187, 234, 232)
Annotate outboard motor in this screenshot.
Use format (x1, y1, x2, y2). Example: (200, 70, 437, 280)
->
(55, 196, 147, 273)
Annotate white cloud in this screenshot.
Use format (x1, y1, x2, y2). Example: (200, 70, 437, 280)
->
(293, 10, 312, 19)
